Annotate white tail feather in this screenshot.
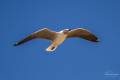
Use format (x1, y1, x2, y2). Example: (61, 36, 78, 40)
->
(46, 45, 57, 52)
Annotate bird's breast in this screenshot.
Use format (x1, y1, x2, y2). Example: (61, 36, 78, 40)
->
(52, 33, 67, 46)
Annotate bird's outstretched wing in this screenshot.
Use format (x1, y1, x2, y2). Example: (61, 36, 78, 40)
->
(67, 28, 99, 42)
(14, 28, 57, 46)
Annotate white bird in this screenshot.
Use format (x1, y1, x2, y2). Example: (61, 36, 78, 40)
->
(14, 28, 99, 52)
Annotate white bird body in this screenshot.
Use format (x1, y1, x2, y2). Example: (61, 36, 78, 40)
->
(53, 31, 67, 45)
(46, 31, 67, 51)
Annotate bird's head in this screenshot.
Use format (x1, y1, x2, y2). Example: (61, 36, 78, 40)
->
(63, 29, 71, 34)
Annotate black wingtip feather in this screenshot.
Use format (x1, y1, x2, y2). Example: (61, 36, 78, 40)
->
(13, 43, 19, 46)
(94, 39, 100, 42)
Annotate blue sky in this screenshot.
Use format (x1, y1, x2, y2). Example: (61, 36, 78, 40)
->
(0, 0, 120, 80)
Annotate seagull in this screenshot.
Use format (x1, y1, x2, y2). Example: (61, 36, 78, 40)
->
(14, 28, 99, 52)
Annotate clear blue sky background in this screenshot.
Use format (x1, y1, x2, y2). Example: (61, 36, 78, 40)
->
(0, 0, 120, 80)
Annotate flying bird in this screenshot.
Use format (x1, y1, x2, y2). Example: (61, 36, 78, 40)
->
(14, 28, 99, 52)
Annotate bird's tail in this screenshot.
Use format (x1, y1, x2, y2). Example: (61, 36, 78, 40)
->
(46, 44, 58, 52)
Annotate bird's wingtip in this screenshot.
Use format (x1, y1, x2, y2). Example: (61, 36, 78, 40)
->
(95, 39, 100, 42)
(13, 43, 18, 46)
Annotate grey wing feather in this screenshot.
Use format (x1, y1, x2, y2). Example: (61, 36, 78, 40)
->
(67, 28, 99, 42)
(14, 28, 57, 46)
